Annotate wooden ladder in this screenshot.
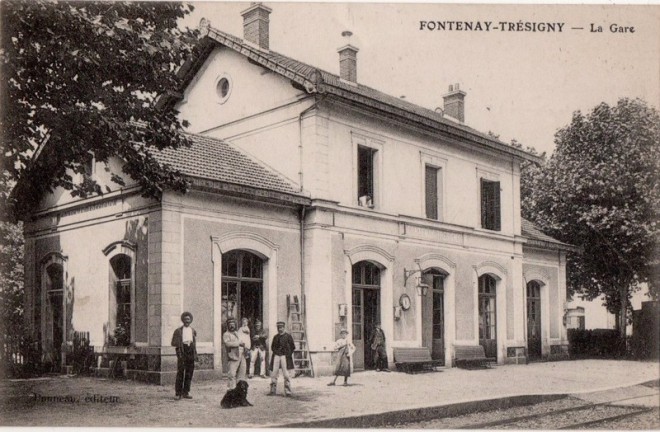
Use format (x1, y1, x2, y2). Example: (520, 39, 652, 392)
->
(287, 294, 314, 377)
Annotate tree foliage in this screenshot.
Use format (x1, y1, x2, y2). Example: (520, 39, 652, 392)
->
(1, 0, 199, 216)
(0, 174, 24, 340)
(523, 98, 660, 336)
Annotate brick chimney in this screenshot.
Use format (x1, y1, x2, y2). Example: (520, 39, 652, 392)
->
(442, 83, 467, 123)
(337, 31, 358, 83)
(241, 3, 272, 50)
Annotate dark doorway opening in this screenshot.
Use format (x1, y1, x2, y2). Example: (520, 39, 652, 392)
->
(422, 269, 445, 363)
(478, 274, 497, 359)
(352, 261, 381, 370)
(221, 250, 263, 373)
(527, 281, 542, 361)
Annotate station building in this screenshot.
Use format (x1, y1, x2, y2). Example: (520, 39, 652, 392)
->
(18, 4, 573, 383)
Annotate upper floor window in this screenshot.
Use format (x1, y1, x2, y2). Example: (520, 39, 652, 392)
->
(425, 165, 441, 220)
(480, 179, 501, 231)
(357, 145, 376, 208)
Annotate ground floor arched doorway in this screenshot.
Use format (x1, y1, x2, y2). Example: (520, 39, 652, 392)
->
(478, 274, 497, 359)
(351, 260, 381, 370)
(422, 269, 445, 363)
(526, 280, 542, 360)
(220, 249, 264, 373)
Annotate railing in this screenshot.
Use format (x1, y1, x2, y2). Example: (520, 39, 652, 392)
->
(1, 333, 40, 378)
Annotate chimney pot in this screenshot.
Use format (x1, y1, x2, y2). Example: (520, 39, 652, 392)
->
(241, 3, 272, 50)
(442, 84, 467, 123)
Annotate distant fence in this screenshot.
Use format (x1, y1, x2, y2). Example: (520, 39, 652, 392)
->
(1, 333, 40, 379)
(1, 331, 94, 378)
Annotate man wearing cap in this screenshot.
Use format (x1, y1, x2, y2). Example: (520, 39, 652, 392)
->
(268, 321, 295, 396)
(249, 319, 268, 379)
(370, 322, 390, 372)
(171, 311, 197, 400)
(223, 317, 246, 389)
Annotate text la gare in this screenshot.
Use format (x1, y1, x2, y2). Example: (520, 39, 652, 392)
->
(591, 23, 635, 33)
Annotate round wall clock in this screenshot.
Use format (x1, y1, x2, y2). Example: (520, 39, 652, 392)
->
(399, 294, 412, 311)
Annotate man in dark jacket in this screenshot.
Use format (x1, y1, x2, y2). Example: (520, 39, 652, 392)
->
(370, 322, 390, 372)
(171, 311, 197, 399)
(268, 321, 295, 396)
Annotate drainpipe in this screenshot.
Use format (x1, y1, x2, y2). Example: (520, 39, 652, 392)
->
(299, 205, 306, 301)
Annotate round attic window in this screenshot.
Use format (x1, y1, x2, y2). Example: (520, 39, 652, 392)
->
(215, 75, 232, 104)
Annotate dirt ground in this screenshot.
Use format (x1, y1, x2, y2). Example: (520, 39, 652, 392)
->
(0, 374, 322, 427)
(1, 360, 658, 428)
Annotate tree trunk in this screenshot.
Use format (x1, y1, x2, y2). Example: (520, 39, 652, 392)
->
(619, 285, 628, 339)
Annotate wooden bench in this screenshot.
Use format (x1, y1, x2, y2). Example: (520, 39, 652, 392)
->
(453, 345, 496, 369)
(393, 347, 442, 374)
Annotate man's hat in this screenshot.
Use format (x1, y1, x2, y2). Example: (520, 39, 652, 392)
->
(226, 317, 237, 324)
(181, 312, 193, 322)
(276, 321, 285, 327)
(255, 320, 262, 325)
(340, 328, 349, 335)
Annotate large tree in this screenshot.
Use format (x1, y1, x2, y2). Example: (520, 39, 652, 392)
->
(1, 0, 199, 216)
(524, 98, 660, 337)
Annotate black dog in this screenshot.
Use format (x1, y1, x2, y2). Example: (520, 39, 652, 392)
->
(221, 380, 253, 408)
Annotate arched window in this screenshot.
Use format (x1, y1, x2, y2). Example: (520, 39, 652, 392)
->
(221, 250, 264, 327)
(45, 262, 65, 367)
(110, 254, 133, 346)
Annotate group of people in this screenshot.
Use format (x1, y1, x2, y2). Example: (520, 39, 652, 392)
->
(171, 312, 390, 400)
(171, 312, 296, 399)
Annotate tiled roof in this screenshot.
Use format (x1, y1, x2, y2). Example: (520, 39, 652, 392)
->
(521, 218, 574, 251)
(174, 26, 541, 164)
(155, 134, 302, 197)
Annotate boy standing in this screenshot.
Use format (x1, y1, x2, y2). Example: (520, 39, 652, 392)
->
(249, 320, 268, 378)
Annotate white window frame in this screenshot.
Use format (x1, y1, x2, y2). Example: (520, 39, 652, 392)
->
(352, 133, 384, 210)
(103, 241, 137, 346)
(215, 73, 233, 105)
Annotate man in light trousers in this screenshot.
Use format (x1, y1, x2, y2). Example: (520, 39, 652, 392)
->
(268, 321, 295, 396)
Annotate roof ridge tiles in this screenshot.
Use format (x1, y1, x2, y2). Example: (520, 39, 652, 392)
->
(195, 25, 541, 163)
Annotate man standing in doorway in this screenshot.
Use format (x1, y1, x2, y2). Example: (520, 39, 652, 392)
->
(171, 311, 197, 399)
(249, 319, 268, 378)
(223, 317, 246, 389)
(269, 321, 295, 396)
(370, 322, 390, 372)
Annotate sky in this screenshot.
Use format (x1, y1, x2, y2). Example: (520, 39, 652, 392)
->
(180, 2, 660, 156)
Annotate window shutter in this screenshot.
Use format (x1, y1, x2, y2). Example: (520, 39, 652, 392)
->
(425, 166, 438, 219)
(481, 179, 501, 231)
(480, 179, 488, 228)
(493, 181, 501, 231)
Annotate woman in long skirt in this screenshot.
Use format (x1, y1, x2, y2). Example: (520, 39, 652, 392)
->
(328, 328, 356, 386)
